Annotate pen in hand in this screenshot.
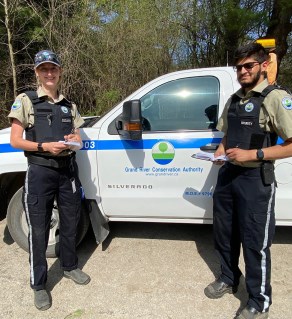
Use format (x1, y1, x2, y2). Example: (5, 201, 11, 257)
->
(71, 128, 76, 134)
(65, 128, 76, 142)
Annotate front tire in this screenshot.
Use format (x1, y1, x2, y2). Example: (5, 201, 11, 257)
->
(7, 187, 90, 258)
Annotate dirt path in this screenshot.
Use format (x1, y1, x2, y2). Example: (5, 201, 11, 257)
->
(0, 220, 291, 319)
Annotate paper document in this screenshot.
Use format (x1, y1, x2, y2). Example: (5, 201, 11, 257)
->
(192, 151, 229, 162)
(59, 140, 81, 147)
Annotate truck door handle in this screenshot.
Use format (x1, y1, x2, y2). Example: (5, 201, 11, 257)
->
(200, 145, 218, 151)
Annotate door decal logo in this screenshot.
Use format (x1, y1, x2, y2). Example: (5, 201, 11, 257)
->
(152, 141, 175, 165)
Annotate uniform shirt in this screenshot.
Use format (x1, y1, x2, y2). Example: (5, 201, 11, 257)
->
(217, 79, 292, 167)
(8, 87, 84, 157)
(8, 87, 84, 129)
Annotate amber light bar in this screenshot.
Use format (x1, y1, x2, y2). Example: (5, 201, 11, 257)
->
(124, 123, 141, 131)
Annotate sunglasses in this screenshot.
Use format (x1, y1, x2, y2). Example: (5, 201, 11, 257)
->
(233, 62, 260, 72)
(34, 52, 60, 66)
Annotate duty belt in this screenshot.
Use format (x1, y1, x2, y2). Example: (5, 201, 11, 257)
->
(27, 154, 75, 168)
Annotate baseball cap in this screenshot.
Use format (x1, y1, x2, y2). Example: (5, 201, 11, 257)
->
(34, 50, 61, 68)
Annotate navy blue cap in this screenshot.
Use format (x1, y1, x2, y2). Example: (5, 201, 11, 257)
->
(34, 50, 61, 68)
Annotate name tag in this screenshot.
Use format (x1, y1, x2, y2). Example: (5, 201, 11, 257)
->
(241, 121, 253, 126)
(62, 118, 72, 123)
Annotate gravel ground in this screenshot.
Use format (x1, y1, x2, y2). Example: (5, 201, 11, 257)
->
(0, 219, 291, 319)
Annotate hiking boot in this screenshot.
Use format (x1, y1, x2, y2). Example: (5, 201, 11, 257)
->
(236, 305, 269, 319)
(34, 289, 51, 311)
(204, 278, 238, 299)
(63, 268, 91, 285)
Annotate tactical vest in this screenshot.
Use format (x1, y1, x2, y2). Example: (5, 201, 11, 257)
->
(23, 91, 74, 159)
(226, 85, 280, 150)
(24, 91, 73, 143)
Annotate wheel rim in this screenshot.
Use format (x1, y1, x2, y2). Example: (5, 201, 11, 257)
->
(21, 204, 60, 247)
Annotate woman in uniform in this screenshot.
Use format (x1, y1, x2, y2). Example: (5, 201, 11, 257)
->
(8, 50, 90, 311)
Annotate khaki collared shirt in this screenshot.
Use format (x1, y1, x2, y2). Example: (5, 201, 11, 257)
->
(8, 87, 84, 129)
(217, 79, 292, 167)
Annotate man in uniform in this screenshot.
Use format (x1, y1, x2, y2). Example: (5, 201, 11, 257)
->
(9, 50, 90, 310)
(204, 43, 292, 319)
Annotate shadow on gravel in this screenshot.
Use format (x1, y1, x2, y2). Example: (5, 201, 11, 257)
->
(102, 221, 219, 268)
(46, 226, 97, 292)
(101, 221, 292, 315)
(1, 221, 97, 293)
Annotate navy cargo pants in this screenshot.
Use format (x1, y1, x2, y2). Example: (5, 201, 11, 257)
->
(213, 162, 275, 313)
(22, 160, 81, 290)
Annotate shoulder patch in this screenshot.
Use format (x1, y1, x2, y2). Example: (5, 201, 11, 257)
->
(61, 106, 69, 114)
(245, 102, 254, 112)
(11, 99, 22, 110)
(282, 97, 292, 110)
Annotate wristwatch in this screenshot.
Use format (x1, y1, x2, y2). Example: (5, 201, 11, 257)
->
(37, 142, 44, 152)
(256, 149, 264, 161)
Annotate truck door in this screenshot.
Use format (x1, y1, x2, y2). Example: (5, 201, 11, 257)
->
(97, 71, 237, 222)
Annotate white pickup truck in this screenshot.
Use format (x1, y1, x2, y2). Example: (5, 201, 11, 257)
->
(1, 66, 292, 257)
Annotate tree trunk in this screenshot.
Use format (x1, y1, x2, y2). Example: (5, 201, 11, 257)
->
(4, 0, 17, 98)
(265, 0, 292, 66)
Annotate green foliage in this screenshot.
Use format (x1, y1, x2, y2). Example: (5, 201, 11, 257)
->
(95, 89, 121, 116)
(64, 309, 85, 319)
(0, 0, 291, 129)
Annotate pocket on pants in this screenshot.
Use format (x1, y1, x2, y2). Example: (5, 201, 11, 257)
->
(245, 212, 274, 250)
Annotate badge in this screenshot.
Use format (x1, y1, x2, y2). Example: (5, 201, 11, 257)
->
(11, 99, 21, 110)
(245, 102, 254, 112)
(61, 106, 69, 113)
(282, 97, 292, 110)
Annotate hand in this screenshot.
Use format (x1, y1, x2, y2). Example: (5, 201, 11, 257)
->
(63, 132, 82, 151)
(44, 142, 69, 155)
(226, 148, 255, 163)
(213, 150, 226, 165)
(64, 133, 78, 142)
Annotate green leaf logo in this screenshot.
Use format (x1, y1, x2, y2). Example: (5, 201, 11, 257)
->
(152, 141, 175, 165)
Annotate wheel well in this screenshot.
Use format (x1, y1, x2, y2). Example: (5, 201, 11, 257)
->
(0, 172, 26, 220)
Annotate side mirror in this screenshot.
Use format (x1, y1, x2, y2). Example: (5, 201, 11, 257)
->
(116, 100, 142, 140)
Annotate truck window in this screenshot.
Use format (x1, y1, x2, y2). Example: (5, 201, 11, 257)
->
(141, 76, 220, 131)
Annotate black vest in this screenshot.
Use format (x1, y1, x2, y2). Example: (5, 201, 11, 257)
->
(226, 85, 280, 150)
(25, 91, 74, 143)
(23, 91, 74, 158)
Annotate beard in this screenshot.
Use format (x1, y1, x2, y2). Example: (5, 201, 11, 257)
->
(239, 69, 262, 89)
